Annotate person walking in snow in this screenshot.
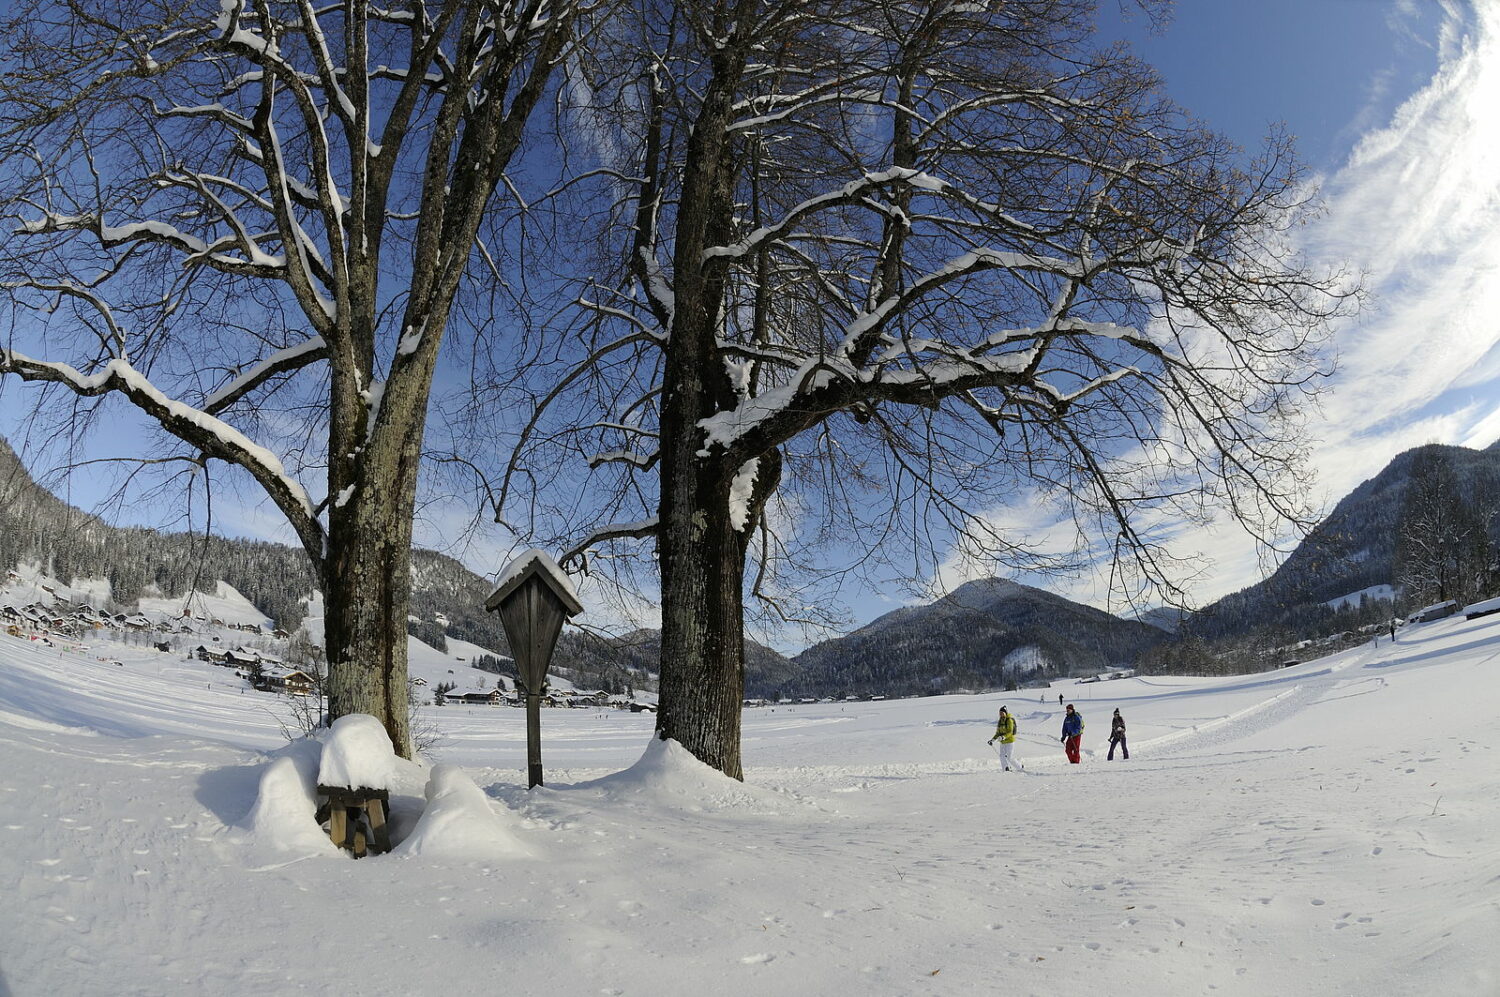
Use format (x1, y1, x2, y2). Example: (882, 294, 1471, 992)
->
(987, 706, 1021, 771)
(1108, 708, 1129, 760)
(1060, 704, 1083, 763)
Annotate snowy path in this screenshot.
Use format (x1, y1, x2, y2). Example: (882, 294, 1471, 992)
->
(2, 617, 1498, 995)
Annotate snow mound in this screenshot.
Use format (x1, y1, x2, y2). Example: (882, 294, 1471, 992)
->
(578, 737, 785, 814)
(243, 742, 337, 855)
(392, 764, 529, 860)
(317, 714, 398, 790)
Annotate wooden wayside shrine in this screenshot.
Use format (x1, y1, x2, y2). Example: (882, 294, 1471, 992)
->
(315, 784, 391, 858)
(485, 550, 583, 788)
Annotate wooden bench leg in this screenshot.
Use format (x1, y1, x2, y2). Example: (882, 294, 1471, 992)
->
(328, 801, 347, 851)
(365, 797, 390, 854)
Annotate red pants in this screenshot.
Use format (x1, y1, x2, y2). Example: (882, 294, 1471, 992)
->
(1064, 735, 1081, 763)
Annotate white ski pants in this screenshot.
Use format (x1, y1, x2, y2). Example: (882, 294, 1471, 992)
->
(998, 740, 1018, 771)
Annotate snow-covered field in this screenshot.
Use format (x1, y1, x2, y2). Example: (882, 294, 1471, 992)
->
(1, 612, 1497, 996)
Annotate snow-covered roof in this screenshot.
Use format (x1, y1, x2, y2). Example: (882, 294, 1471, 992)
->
(260, 666, 312, 681)
(485, 548, 583, 616)
(1462, 596, 1500, 617)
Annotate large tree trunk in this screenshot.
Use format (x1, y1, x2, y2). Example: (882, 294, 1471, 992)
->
(652, 38, 756, 778)
(656, 459, 748, 780)
(321, 422, 424, 759)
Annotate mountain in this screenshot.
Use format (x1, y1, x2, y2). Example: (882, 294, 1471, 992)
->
(1136, 606, 1188, 633)
(0, 437, 645, 692)
(562, 628, 799, 700)
(1189, 441, 1500, 642)
(788, 577, 1166, 698)
(24, 434, 1487, 699)
(0, 437, 1166, 698)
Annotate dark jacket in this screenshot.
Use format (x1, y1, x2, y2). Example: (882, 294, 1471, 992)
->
(1061, 711, 1083, 738)
(1111, 714, 1126, 739)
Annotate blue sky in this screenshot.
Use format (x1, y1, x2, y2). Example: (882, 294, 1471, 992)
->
(4, 0, 1499, 642)
(922, 0, 1500, 622)
(1107, 1, 1447, 167)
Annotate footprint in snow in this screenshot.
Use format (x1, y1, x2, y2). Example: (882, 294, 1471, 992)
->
(739, 953, 775, 965)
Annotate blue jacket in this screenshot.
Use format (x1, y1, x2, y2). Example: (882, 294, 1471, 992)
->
(1061, 711, 1083, 737)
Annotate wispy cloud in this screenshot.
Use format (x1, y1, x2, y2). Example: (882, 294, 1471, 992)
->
(922, 1, 1500, 616)
(1300, 0, 1500, 502)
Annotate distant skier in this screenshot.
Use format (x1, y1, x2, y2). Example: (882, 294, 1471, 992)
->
(1058, 693, 1064, 706)
(1060, 704, 1083, 763)
(987, 706, 1021, 771)
(1108, 708, 1129, 760)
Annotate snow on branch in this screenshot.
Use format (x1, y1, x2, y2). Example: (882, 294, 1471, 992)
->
(0, 349, 321, 543)
(835, 246, 1083, 359)
(202, 334, 329, 414)
(158, 102, 254, 132)
(586, 450, 659, 470)
(560, 518, 660, 571)
(703, 167, 969, 263)
(728, 86, 884, 134)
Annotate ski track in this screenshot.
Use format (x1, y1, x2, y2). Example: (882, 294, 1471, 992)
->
(2, 619, 1499, 995)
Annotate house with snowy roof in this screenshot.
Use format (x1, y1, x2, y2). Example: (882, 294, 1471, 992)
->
(442, 690, 502, 706)
(253, 666, 316, 695)
(224, 648, 261, 668)
(1409, 600, 1458, 624)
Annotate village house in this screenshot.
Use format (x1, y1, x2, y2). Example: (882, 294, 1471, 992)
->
(253, 666, 316, 695)
(1409, 600, 1459, 624)
(224, 649, 260, 669)
(442, 690, 502, 706)
(194, 644, 228, 664)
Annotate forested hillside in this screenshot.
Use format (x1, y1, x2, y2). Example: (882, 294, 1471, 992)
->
(1, 439, 316, 630)
(790, 578, 1165, 698)
(15, 435, 1496, 697)
(1190, 442, 1500, 642)
(0, 438, 645, 691)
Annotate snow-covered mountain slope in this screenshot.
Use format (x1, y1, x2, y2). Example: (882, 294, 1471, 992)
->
(1, 609, 1496, 995)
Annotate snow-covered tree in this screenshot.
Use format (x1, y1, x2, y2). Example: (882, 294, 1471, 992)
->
(1395, 447, 1489, 606)
(0, 0, 578, 755)
(481, 0, 1352, 779)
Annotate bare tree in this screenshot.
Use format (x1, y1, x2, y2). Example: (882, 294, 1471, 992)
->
(470, 0, 1353, 779)
(0, 0, 581, 756)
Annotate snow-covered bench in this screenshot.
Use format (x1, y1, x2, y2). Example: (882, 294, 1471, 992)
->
(315, 715, 396, 857)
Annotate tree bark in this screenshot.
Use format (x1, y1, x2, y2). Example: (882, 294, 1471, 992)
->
(655, 459, 748, 780)
(321, 417, 424, 759)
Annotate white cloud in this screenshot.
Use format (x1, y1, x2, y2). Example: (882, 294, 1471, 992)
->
(1299, 1, 1500, 486)
(1176, 0, 1500, 601)
(916, 1, 1500, 617)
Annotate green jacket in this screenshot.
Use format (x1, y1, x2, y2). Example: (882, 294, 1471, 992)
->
(991, 712, 1017, 744)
